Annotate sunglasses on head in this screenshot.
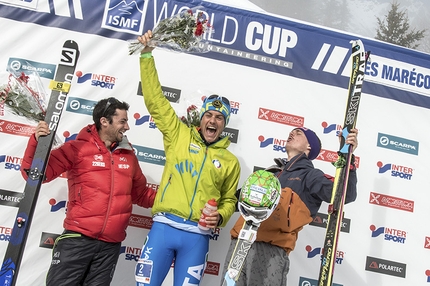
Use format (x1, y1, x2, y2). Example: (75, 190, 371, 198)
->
(207, 94, 230, 106)
(103, 97, 121, 117)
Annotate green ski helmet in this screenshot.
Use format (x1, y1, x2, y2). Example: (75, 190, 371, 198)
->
(238, 170, 281, 224)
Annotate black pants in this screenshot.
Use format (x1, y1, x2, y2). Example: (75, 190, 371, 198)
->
(46, 230, 121, 286)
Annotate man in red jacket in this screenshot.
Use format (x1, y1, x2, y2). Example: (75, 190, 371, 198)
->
(21, 97, 156, 285)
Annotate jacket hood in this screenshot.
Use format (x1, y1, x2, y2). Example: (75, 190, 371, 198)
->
(76, 124, 132, 151)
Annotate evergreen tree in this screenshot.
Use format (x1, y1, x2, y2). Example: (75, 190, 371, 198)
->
(375, 1, 426, 49)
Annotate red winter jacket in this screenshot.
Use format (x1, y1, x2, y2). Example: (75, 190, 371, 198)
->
(21, 124, 155, 243)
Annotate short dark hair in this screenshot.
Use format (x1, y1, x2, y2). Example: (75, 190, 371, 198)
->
(93, 97, 130, 130)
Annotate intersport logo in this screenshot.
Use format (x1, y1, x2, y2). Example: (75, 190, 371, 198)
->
(370, 224, 407, 244)
(377, 161, 413, 180)
(258, 107, 303, 127)
(305, 245, 345, 264)
(369, 192, 414, 212)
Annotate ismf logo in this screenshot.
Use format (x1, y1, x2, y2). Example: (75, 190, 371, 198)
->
(258, 135, 286, 153)
(305, 245, 344, 264)
(204, 261, 220, 276)
(50, 198, 66, 212)
(370, 225, 406, 244)
(76, 71, 116, 89)
(102, 0, 145, 34)
(424, 236, 430, 249)
(134, 113, 157, 129)
(321, 122, 342, 136)
(365, 256, 406, 278)
(128, 214, 153, 229)
(258, 107, 303, 127)
(0, 225, 12, 242)
(376, 161, 413, 180)
(0, 155, 22, 171)
(377, 132, 419, 155)
(120, 245, 142, 262)
(369, 192, 414, 212)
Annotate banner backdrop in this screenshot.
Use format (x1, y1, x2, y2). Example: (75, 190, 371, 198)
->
(0, 0, 429, 285)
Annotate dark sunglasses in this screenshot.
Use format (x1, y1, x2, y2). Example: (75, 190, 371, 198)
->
(207, 94, 230, 106)
(103, 97, 120, 117)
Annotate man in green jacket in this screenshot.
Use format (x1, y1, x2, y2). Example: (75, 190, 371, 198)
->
(135, 30, 241, 286)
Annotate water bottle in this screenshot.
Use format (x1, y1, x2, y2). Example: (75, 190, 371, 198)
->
(198, 198, 218, 230)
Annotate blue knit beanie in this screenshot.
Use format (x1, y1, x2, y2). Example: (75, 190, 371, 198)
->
(200, 95, 231, 126)
(296, 127, 321, 160)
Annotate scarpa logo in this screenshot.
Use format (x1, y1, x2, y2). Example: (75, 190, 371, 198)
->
(377, 133, 419, 155)
(133, 145, 166, 166)
(66, 97, 96, 116)
(8, 58, 56, 79)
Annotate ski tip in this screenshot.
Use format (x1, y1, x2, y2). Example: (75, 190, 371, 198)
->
(64, 40, 80, 50)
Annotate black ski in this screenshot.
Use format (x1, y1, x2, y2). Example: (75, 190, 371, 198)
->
(0, 40, 80, 286)
(317, 39, 369, 286)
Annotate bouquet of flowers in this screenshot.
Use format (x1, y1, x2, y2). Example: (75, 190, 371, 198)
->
(128, 6, 213, 55)
(0, 67, 62, 145)
(179, 104, 200, 127)
(0, 69, 47, 123)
